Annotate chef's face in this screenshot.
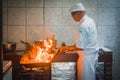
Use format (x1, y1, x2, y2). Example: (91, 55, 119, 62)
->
(71, 11, 85, 22)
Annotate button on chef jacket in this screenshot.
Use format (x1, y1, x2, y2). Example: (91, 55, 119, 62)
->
(77, 15, 98, 80)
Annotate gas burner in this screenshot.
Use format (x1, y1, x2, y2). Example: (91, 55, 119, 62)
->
(19, 65, 51, 80)
(19, 63, 51, 80)
(19, 70, 44, 80)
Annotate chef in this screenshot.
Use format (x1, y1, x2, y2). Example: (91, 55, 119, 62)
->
(59, 3, 98, 80)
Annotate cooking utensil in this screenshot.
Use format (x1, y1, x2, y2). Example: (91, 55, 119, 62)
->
(2, 41, 16, 53)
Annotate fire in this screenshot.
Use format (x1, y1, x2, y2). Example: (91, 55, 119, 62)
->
(35, 46, 54, 63)
(20, 36, 57, 64)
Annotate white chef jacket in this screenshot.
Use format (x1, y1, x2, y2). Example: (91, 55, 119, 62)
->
(77, 15, 98, 53)
(77, 15, 98, 80)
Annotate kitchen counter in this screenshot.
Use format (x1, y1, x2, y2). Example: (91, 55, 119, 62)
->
(3, 50, 79, 62)
(3, 47, 112, 62)
(3, 50, 79, 80)
(97, 47, 112, 65)
(3, 48, 113, 80)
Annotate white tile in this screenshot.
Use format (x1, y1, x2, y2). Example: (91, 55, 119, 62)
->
(45, 25, 79, 46)
(8, 0, 25, 7)
(8, 8, 25, 25)
(44, 25, 55, 37)
(62, 8, 78, 26)
(16, 42, 26, 50)
(82, 0, 97, 8)
(98, 8, 116, 26)
(63, 0, 83, 7)
(26, 26, 44, 42)
(116, 8, 120, 26)
(3, 8, 7, 25)
(27, 8, 43, 25)
(8, 26, 26, 42)
(45, 8, 62, 25)
(63, 0, 97, 8)
(86, 8, 97, 24)
(97, 26, 119, 47)
(45, 0, 62, 7)
(26, 0, 43, 7)
(3, 25, 8, 41)
(2, 0, 7, 8)
(98, 0, 120, 8)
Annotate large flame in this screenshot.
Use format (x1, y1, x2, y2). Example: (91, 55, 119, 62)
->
(20, 36, 56, 64)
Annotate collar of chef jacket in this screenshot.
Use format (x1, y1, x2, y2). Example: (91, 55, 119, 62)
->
(79, 15, 88, 24)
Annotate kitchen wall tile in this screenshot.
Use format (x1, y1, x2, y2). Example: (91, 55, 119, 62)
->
(26, 0, 43, 8)
(63, 0, 84, 7)
(98, 8, 116, 26)
(114, 68, 120, 80)
(113, 65, 118, 80)
(8, 0, 25, 8)
(80, 0, 97, 8)
(2, 0, 7, 8)
(63, 0, 97, 8)
(97, 26, 119, 47)
(45, 25, 79, 46)
(45, 8, 62, 26)
(3, 25, 7, 41)
(16, 43, 26, 50)
(112, 49, 120, 80)
(8, 8, 25, 25)
(86, 8, 98, 24)
(27, 8, 43, 26)
(3, 8, 7, 25)
(60, 26, 80, 46)
(98, 0, 120, 8)
(8, 26, 25, 43)
(62, 8, 78, 26)
(45, 0, 62, 8)
(43, 25, 56, 37)
(26, 26, 44, 43)
(115, 27, 120, 47)
(116, 8, 120, 26)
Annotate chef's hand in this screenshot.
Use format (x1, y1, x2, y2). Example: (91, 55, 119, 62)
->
(58, 44, 79, 53)
(58, 46, 66, 53)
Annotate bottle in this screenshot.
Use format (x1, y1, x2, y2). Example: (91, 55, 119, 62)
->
(61, 42, 66, 46)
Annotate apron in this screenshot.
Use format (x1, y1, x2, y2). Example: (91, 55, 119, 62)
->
(77, 51, 98, 80)
(83, 51, 98, 80)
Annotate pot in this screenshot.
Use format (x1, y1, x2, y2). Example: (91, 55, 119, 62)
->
(2, 41, 16, 53)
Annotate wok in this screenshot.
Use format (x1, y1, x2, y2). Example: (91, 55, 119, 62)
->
(20, 48, 60, 68)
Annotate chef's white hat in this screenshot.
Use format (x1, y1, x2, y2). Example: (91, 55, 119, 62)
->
(68, 3, 85, 13)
